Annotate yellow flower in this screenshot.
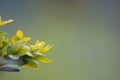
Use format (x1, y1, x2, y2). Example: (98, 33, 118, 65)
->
(0, 16, 14, 26)
(11, 30, 31, 43)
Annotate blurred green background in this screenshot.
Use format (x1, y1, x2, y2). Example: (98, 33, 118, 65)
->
(0, 0, 120, 80)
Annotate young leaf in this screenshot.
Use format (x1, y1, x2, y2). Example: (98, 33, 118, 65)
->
(33, 55, 53, 63)
(38, 57, 53, 63)
(16, 48, 28, 56)
(24, 61, 39, 69)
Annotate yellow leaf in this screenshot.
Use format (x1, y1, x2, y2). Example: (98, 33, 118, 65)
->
(11, 36, 19, 43)
(38, 41, 45, 52)
(41, 45, 53, 53)
(32, 40, 39, 50)
(38, 56, 53, 63)
(22, 37, 31, 42)
(0, 16, 14, 26)
(1, 19, 14, 25)
(16, 30, 23, 39)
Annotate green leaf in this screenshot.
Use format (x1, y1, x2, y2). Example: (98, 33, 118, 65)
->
(6, 46, 13, 54)
(33, 55, 53, 63)
(39, 57, 53, 63)
(0, 35, 9, 47)
(24, 61, 39, 69)
(0, 67, 20, 72)
(16, 48, 28, 56)
(2, 41, 9, 47)
(1, 49, 7, 56)
(16, 58, 28, 66)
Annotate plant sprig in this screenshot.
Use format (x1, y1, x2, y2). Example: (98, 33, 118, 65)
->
(0, 16, 53, 72)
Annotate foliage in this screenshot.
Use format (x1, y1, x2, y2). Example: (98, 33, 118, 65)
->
(0, 16, 53, 72)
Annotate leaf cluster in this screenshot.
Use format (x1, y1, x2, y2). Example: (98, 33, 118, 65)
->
(0, 31, 53, 71)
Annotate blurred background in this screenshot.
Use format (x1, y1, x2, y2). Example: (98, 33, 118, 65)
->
(0, 0, 120, 80)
